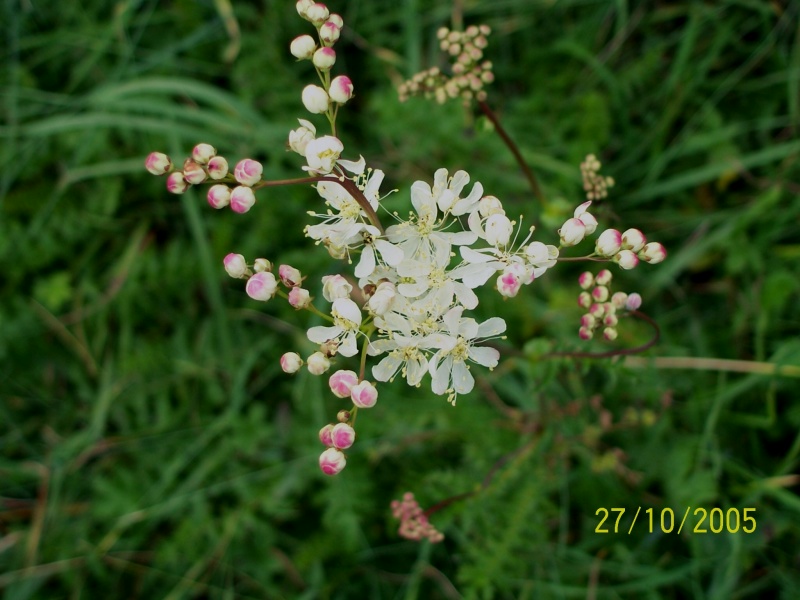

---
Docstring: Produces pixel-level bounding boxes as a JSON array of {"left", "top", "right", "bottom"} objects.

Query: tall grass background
[{"left": 1, "top": 0, "right": 799, "bottom": 598}]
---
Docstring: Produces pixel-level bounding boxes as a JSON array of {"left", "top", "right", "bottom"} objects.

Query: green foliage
[{"left": 2, "top": 0, "right": 800, "bottom": 598}]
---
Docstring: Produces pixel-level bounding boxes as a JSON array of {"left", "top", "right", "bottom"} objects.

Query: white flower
[
  {"left": 321, "top": 274, "right": 352, "bottom": 302},
  {"left": 304, "top": 136, "right": 342, "bottom": 174},
  {"left": 523, "top": 241, "right": 559, "bottom": 278},
  {"left": 354, "top": 226, "right": 404, "bottom": 278},
  {"left": 396, "top": 256, "right": 479, "bottom": 315},
  {"left": 307, "top": 297, "right": 362, "bottom": 357},
  {"left": 427, "top": 306, "right": 506, "bottom": 404},
  {"left": 288, "top": 119, "right": 316, "bottom": 155},
  {"left": 484, "top": 213, "right": 514, "bottom": 247}
]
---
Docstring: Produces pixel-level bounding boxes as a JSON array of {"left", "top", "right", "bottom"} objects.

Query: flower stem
[
  {"left": 253, "top": 175, "right": 384, "bottom": 234},
  {"left": 478, "top": 100, "right": 546, "bottom": 208}
]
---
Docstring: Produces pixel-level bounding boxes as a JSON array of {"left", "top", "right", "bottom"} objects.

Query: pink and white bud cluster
[
  {"left": 594, "top": 227, "right": 666, "bottom": 269},
  {"left": 390, "top": 492, "right": 444, "bottom": 543},
  {"left": 577, "top": 270, "right": 644, "bottom": 341},
  {"left": 207, "top": 157, "right": 263, "bottom": 213},
  {"left": 146, "top": 145, "right": 233, "bottom": 196},
  {"left": 399, "top": 25, "right": 494, "bottom": 104}
]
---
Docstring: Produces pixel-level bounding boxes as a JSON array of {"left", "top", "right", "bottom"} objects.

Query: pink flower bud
[
  {"left": 253, "top": 258, "right": 272, "bottom": 273},
  {"left": 614, "top": 249, "right": 639, "bottom": 270},
  {"left": 578, "top": 272, "right": 594, "bottom": 289},
  {"left": 280, "top": 352, "right": 304, "bottom": 373},
  {"left": 278, "top": 264, "right": 303, "bottom": 287},
  {"left": 191, "top": 143, "right": 216, "bottom": 164},
  {"left": 496, "top": 269, "right": 522, "bottom": 298},
  {"left": 182, "top": 159, "right": 207, "bottom": 185},
  {"left": 331, "top": 423, "right": 355, "bottom": 449},
  {"left": 207, "top": 184, "right": 231, "bottom": 209},
  {"left": 312, "top": 47, "right": 336, "bottom": 70},
  {"left": 320, "top": 22, "right": 340, "bottom": 44},
  {"left": 319, "top": 447, "right": 346, "bottom": 475},
  {"left": 145, "top": 151, "right": 172, "bottom": 175},
  {"left": 580, "top": 314, "right": 596, "bottom": 328},
  {"left": 621, "top": 228, "right": 646, "bottom": 252},
  {"left": 589, "top": 303, "right": 606, "bottom": 318},
  {"left": 207, "top": 156, "right": 229, "bottom": 180},
  {"left": 327, "top": 13, "right": 343, "bottom": 28},
  {"left": 592, "top": 285, "right": 609, "bottom": 302},
  {"left": 611, "top": 291, "right": 628, "bottom": 309},
  {"left": 574, "top": 201, "right": 597, "bottom": 234},
  {"left": 288, "top": 287, "right": 311, "bottom": 309},
  {"left": 230, "top": 186, "right": 256, "bottom": 213},
  {"left": 329, "top": 370, "right": 359, "bottom": 398},
  {"left": 350, "top": 381, "right": 378, "bottom": 408},
  {"left": 578, "top": 291, "right": 592, "bottom": 309},
  {"left": 302, "top": 84, "right": 330, "bottom": 114},
  {"left": 603, "top": 327, "right": 618, "bottom": 341},
  {"left": 559, "top": 218, "right": 586, "bottom": 246},
  {"left": 336, "top": 410, "right": 350, "bottom": 422},
  {"left": 305, "top": 3, "right": 330, "bottom": 24},
  {"left": 166, "top": 171, "right": 189, "bottom": 194},
  {"left": 321, "top": 274, "right": 352, "bottom": 302},
  {"left": 595, "top": 269, "right": 612, "bottom": 286},
  {"left": 307, "top": 351, "right": 331, "bottom": 375},
  {"left": 296, "top": 0, "right": 313, "bottom": 18},
  {"left": 223, "top": 253, "right": 248, "bottom": 278},
  {"left": 625, "top": 293, "right": 642, "bottom": 311},
  {"left": 245, "top": 272, "right": 278, "bottom": 301},
  {"left": 233, "top": 158, "right": 263, "bottom": 187},
  {"left": 603, "top": 313, "right": 618, "bottom": 327},
  {"left": 290, "top": 34, "right": 316, "bottom": 59},
  {"left": 639, "top": 242, "right": 667, "bottom": 264},
  {"left": 319, "top": 424, "right": 334, "bottom": 446},
  {"left": 579, "top": 326, "right": 594, "bottom": 340},
  {"left": 595, "top": 229, "right": 622, "bottom": 256},
  {"left": 329, "top": 75, "right": 354, "bottom": 104}
]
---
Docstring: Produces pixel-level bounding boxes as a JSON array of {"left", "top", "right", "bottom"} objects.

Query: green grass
[{"left": 2, "top": 0, "right": 800, "bottom": 598}]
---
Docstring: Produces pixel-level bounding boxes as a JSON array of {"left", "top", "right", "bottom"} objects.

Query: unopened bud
[
  {"left": 307, "top": 351, "right": 331, "bottom": 375},
  {"left": 614, "top": 249, "right": 639, "bottom": 270},
  {"left": 579, "top": 326, "right": 594, "bottom": 340},
  {"left": 182, "top": 160, "right": 207, "bottom": 185},
  {"left": 288, "top": 287, "right": 311, "bottom": 309},
  {"left": 207, "top": 184, "right": 231, "bottom": 209},
  {"left": 278, "top": 264, "right": 303, "bottom": 287},
  {"left": 302, "top": 84, "right": 330, "bottom": 114},
  {"left": 639, "top": 242, "right": 667, "bottom": 264},
  {"left": 319, "top": 447, "right": 346, "bottom": 475},
  {"left": 594, "top": 269, "right": 612, "bottom": 286},
  {"left": 327, "top": 13, "right": 343, "bottom": 28},
  {"left": 320, "top": 22, "right": 340, "bottom": 44},
  {"left": 578, "top": 272, "right": 594, "bottom": 289},
  {"left": 233, "top": 158, "right": 263, "bottom": 187},
  {"left": 595, "top": 228, "right": 622, "bottom": 257},
  {"left": 166, "top": 171, "right": 189, "bottom": 194},
  {"left": 621, "top": 228, "right": 646, "bottom": 253},
  {"left": 350, "top": 380, "right": 378, "bottom": 408},
  {"left": 312, "top": 47, "right": 336, "bottom": 70},
  {"left": 330, "top": 423, "right": 355, "bottom": 449},
  {"left": 253, "top": 258, "right": 272, "bottom": 273},
  {"left": 223, "top": 253, "right": 248, "bottom": 278},
  {"left": 559, "top": 218, "right": 586, "bottom": 246},
  {"left": 245, "top": 272, "right": 278, "bottom": 301},
  {"left": 329, "top": 75, "right": 354, "bottom": 104},
  {"left": 611, "top": 291, "right": 628, "bottom": 309},
  {"left": 329, "top": 370, "right": 359, "bottom": 398},
  {"left": 207, "top": 156, "right": 229, "bottom": 180},
  {"left": 145, "top": 151, "right": 172, "bottom": 175},
  {"left": 230, "top": 186, "right": 256, "bottom": 214},
  {"left": 625, "top": 293, "right": 642, "bottom": 311},
  {"left": 319, "top": 423, "right": 334, "bottom": 446},
  {"left": 592, "top": 285, "right": 609, "bottom": 302},
  {"left": 281, "top": 352, "right": 304, "bottom": 373},
  {"left": 578, "top": 291, "right": 592, "bottom": 309},
  {"left": 603, "top": 327, "right": 618, "bottom": 341},
  {"left": 305, "top": 3, "right": 330, "bottom": 25},
  {"left": 191, "top": 143, "right": 216, "bottom": 164},
  {"left": 290, "top": 34, "right": 316, "bottom": 60}
]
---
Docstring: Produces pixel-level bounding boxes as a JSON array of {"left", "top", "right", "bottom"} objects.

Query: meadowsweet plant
[{"left": 144, "top": 1, "right": 667, "bottom": 542}]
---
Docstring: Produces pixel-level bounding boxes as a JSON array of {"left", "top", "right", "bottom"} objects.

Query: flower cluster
[
  {"left": 577, "top": 269, "right": 641, "bottom": 341},
  {"left": 580, "top": 154, "right": 615, "bottom": 201},
  {"left": 390, "top": 492, "right": 444, "bottom": 543},
  {"left": 143, "top": 3, "right": 670, "bottom": 543},
  {"left": 398, "top": 25, "right": 494, "bottom": 104}
]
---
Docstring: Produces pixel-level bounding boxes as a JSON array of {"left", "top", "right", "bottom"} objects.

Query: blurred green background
[{"left": 2, "top": 0, "right": 800, "bottom": 598}]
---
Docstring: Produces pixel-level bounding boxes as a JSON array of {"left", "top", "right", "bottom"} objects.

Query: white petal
[
  {"left": 477, "top": 317, "right": 507, "bottom": 337},
  {"left": 374, "top": 239, "right": 404, "bottom": 266},
  {"left": 410, "top": 180, "right": 436, "bottom": 218},
  {"left": 468, "top": 346, "right": 500, "bottom": 368},
  {"left": 443, "top": 306, "right": 464, "bottom": 336},
  {"left": 332, "top": 298, "right": 362, "bottom": 326},
  {"left": 354, "top": 245, "right": 376, "bottom": 278},
  {"left": 338, "top": 155, "right": 366, "bottom": 174},
  {"left": 446, "top": 231, "right": 479, "bottom": 246},
  {"left": 307, "top": 325, "right": 341, "bottom": 344},
  {"left": 431, "top": 355, "right": 452, "bottom": 395},
  {"left": 406, "top": 356, "right": 428, "bottom": 386},
  {"left": 452, "top": 360, "right": 474, "bottom": 394},
  {"left": 453, "top": 283, "right": 479, "bottom": 310},
  {"left": 373, "top": 354, "right": 403, "bottom": 381},
  {"left": 460, "top": 246, "right": 494, "bottom": 264},
  {"left": 338, "top": 332, "right": 358, "bottom": 357}
]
